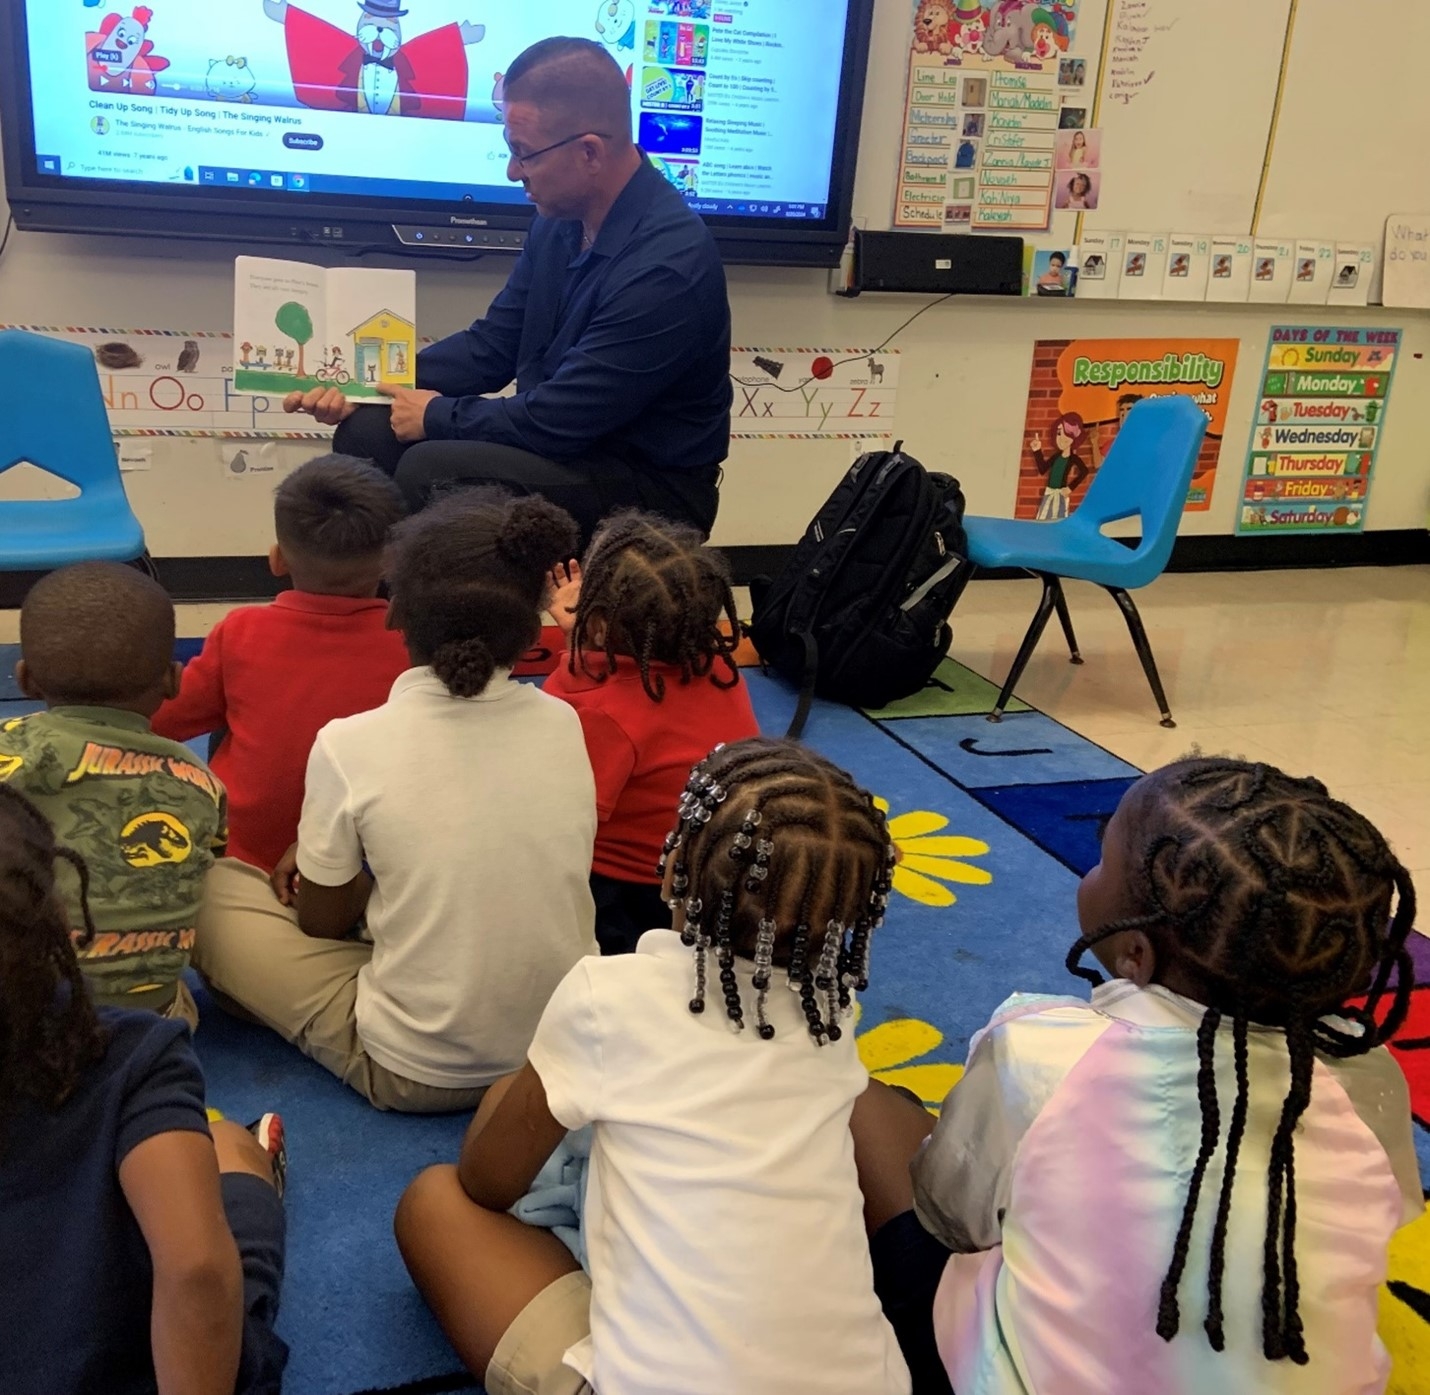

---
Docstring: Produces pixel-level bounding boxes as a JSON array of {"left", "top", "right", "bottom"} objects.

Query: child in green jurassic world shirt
[{"left": 0, "top": 563, "right": 226, "bottom": 1025}]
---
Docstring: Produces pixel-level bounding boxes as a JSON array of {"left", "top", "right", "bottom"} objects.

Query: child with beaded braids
[
  {"left": 395, "top": 738, "right": 912, "bottom": 1395},
  {"left": 194, "top": 491, "right": 599, "bottom": 1112},
  {"left": 854, "top": 757, "right": 1421, "bottom": 1395},
  {"left": 543, "top": 511, "right": 759, "bottom": 955}
]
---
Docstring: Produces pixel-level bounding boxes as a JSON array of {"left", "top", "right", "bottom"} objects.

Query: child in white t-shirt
[
  {"left": 395, "top": 737, "right": 912, "bottom": 1395},
  {"left": 193, "top": 491, "right": 598, "bottom": 1113}
]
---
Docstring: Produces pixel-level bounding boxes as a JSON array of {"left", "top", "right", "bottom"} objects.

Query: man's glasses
[{"left": 507, "top": 132, "right": 613, "bottom": 172}]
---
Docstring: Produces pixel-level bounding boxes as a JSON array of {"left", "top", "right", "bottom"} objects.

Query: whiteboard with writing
[
  {"left": 1380, "top": 215, "right": 1430, "bottom": 310},
  {"left": 1083, "top": 0, "right": 1293, "bottom": 235}
]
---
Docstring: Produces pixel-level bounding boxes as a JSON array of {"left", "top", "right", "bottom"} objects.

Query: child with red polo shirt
[
  {"left": 153, "top": 454, "right": 409, "bottom": 883},
  {"left": 544, "top": 512, "right": 760, "bottom": 954}
]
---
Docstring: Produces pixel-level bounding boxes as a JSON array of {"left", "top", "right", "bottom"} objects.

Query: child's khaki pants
[{"left": 193, "top": 858, "right": 484, "bottom": 1114}]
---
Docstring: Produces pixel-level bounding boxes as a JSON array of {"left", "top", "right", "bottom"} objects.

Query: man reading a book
[{"left": 283, "top": 37, "right": 732, "bottom": 542}]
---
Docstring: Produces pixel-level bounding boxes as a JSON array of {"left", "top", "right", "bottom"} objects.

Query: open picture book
[{"left": 232, "top": 256, "right": 417, "bottom": 400}]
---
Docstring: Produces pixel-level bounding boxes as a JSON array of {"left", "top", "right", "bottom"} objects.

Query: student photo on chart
[
  {"left": 1055, "top": 128, "right": 1100, "bottom": 169},
  {"left": 1054, "top": 170, "right": 1099, "bottom": 210}
]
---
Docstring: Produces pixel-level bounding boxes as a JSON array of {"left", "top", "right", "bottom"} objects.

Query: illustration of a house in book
[{"left": 349, "top": 310, "right": 417, "bottom": 386}]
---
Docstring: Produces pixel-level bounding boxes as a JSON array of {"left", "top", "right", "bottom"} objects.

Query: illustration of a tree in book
[{"left": 275, "top": 301, "right": 314, "bottom": 377}]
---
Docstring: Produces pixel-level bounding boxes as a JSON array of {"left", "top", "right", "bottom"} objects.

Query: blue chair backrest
[
  {"left": 0, "top": 329, "right": 123, "bottom": 492},
  {"left": 1068, "top": 394, "right": 1209, "bottom": 586}
]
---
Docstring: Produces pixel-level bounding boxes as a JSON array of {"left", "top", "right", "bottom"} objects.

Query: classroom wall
[{"left": 1, "top": 0, "right": 1427, "bottom": 567}]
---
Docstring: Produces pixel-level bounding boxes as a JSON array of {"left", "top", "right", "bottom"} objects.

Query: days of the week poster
[
  {"left": 1237, "top": 326, "right": 1400, "bottom": 535},
  {"left": 1015, "top": 338, "right": 1239, "bottom": 520}
]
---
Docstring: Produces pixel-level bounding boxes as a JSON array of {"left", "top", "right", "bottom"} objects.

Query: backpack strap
[{"left": 785, "top": 629, "right": 819, "bottom": 740}]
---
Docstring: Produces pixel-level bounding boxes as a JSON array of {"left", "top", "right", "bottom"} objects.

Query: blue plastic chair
[
  {"left": 962, "top": 394, "right": 1209, "bottom": 727},
  {"left": 0, "top": 329, "right": 147, "bottom": 570}
]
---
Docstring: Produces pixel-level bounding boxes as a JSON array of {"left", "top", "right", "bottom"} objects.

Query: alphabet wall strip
[
  {"left": 728, "top": 348, "right": 900, "bottom": 439},
  {"left": 1, "top": 325, "right": 329, "bottom": 437}
]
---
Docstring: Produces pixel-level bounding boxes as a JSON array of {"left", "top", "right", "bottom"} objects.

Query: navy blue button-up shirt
[{"left": 418, "top": 158, "right": 733, "bottom": 474}]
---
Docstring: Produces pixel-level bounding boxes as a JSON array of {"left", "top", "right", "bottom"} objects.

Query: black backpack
[{"left": 748, "top": 442, "right": 969, "bottom": 737}]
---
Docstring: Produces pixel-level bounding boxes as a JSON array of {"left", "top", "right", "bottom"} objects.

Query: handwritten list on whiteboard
[
  {"left": 1106, "top": 0, "right": 1159, "bottom": 107},
  {"left": 1085, "top": 0, "right": 1292, "bottom": 234}
]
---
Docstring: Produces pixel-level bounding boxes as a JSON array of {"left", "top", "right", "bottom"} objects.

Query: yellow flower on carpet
[
  {"left": 1380, "top": 1201, "right": 1430, "bottom": 1391},
  {"left": 875, "top": 797, "right": 992, "bottom": 908},
  {"left": 856, "top": 1006, "right": 965, "bottom": 1112}
]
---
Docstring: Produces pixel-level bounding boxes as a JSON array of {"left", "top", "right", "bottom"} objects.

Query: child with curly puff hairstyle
[
  {"left": 543, "top": 511, "right": 759, "bottom": 954},
  {"left": 194, "top": 491, "right": 599, "bottom": 1112}
]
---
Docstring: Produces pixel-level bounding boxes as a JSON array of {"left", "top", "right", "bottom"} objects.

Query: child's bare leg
[
  {"left": 395, "top": 1164, "right": 581, "bottom": 1376},
  {"left": 850, "top": 1079, "right": 936, "bottom": 1237},
  {"left": 211, "top": 1119, "right": 275, "bottom": 1186}
]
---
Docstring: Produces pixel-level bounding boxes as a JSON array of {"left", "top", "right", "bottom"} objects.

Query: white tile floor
[
  {"left": 4, "top": 565, "right": 1427, "bottom": 880},
  {"left": 947, "top": 567, "right": 1430, "bottom": 886}
]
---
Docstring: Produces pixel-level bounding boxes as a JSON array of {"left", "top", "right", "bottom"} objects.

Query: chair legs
[
  {"left": 989, "top": 575, "right": 1060, "bottom": 722},
  {"left": 1049, "top": 577, "right": 1084, "bottom": 665},
  {"left": 1105, "top": 586, "right": 1176, "bottom": 728},
  {"left": 986, "top": 577, "right": 1176, "bottom": 727}
]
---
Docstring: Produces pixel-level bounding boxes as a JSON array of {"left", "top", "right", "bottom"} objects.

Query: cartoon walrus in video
[{"left": 264, "top": 0, "right": 486, "bottom": 119}]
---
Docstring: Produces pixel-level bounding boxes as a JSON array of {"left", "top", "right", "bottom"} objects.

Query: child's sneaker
[{"left": 247, "top": 1112, "right": 287, "bottom": 1200}]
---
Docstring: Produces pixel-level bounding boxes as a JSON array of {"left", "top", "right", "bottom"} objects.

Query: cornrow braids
[
  {"left": 0, "top": 786, "right": 105, "bottom": 1130},
  {"left": 658, "top": 738, "right": 895, "bottom": 1044},
  {"left": 569, "top": 511, "right": 741, "bottom": 704},
  {"left": 1066, "top": 758, "right": 1416, "bottom": 1365}
]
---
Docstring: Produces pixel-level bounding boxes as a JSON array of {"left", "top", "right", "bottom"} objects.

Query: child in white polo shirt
[
  {"left": 193, "top": 491, "right": 598, "bottom": 1113},
  {"left": 394, "top": 737, "right": 912, "bottom": 1395}
]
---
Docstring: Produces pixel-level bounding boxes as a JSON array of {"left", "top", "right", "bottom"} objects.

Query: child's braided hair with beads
[
  {"left": 567, "top": 511, "right": 741, "bottom": 703},
  {"left": 0, "top": 786, "right": 104, "bottom": 1125},
  {"left": 1066, "top": 758, "right": 1417, "bottom": 1365},
  {"left": 657, "top": 738, "right": 895, "bottom": 1044}
]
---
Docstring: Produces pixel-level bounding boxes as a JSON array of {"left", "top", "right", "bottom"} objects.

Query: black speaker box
[{"left": 852, "top": 230, "right": 1024, "bottom": 296}]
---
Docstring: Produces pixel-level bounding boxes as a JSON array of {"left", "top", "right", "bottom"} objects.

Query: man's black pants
[{"left": 334, "top": 407, "right": 721, "bottom": 543}]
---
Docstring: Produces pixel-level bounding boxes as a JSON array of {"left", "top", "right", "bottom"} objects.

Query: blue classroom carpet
[{"left": 2, "top": 647, "right": 1427, "bottom": 1394}]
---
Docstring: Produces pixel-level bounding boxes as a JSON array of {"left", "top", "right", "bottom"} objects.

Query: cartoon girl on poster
[{"left": 1028, "top": 411, "right": 1090, "bottom": 520}]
